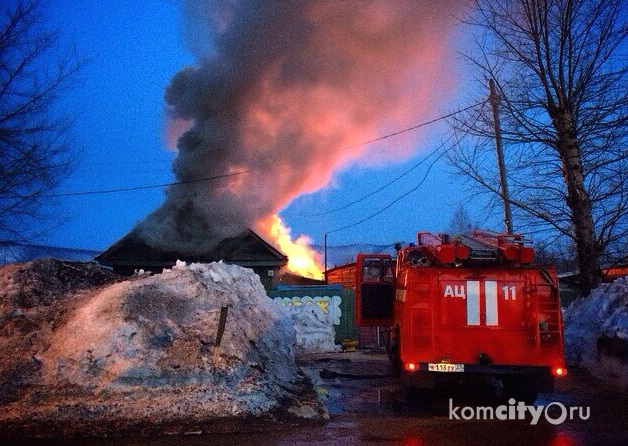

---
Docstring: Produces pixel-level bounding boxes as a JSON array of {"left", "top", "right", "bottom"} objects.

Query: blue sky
[{"left": 37, "top": 1, "right": 498, "bottom": 252}]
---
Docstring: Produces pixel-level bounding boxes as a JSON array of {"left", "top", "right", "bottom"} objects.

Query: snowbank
[
  {"left": 0, "top": 260, "right": 326, "bottom": 438},
  {"left": 284, "top": 304, "right": 340, "bottom": 355},
  {"left": 563, "top": 277, "right": 628, "bottom": 388}
]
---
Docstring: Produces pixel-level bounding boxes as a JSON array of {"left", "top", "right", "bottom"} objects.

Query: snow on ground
[
  {"left": 563, "top": 277, "right": 628, "bottom": 388},
  {"left": 0, "top": 260, "right": 326, "bottom": 438}
]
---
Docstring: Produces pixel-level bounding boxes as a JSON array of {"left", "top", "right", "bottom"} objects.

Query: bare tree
[
  {"left": 448, "top": 204, "right": 475, "bottom": 234},
  {"left": 0, "top": 0, "right": 82, "bottom": 242},
  {"left": 449, "top": 0, "right": 628, "bottom": 295}
]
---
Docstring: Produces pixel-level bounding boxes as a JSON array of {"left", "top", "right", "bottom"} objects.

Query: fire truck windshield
[
  {"left": 361, "top": 257, "right": 394, "bottom": 283},
  {"left": 362, "top": 258, "right": 382, "bottom": 282}
]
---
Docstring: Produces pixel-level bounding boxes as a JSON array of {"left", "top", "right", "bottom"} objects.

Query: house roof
[
  {"left": 557, "top": 263, "right": 628, "bottom": 283},
  {"left": 95, "top": 229, "right": 288, "bottom": 270},
  {"left": 1, "top": 241, "right": 100, "bottom": 264}
]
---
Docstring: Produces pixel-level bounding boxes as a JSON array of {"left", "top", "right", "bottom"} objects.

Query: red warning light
[
  {"left": 552, "top": 367, "right": 567, "bottom": 377},
  {"left": 405, "top": 362, "right": 417, "bottom": 372}
]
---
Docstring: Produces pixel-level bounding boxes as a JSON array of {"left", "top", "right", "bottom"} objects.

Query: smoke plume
[{"left": 136, "top": 0, "right": 464, "bottom": 253}]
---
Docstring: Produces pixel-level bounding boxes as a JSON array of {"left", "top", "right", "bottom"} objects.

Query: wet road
[{"left": 11, "top": 349, "right": 628, "bottom": 445}]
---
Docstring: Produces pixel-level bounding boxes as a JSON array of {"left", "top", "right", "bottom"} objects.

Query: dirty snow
[
  {"left": 563, "top": 277, "right": 628, "bottom": 388},
  {"left": 283, "top": 304, "right": 340, "bottom": 355},
  {"left": 0, "top": 260, "right": 326, "bottom": 437}
]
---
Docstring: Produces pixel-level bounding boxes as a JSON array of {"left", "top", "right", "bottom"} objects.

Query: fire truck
[{"left": 327, "top": 230, "right": 566, "bottom": 401}]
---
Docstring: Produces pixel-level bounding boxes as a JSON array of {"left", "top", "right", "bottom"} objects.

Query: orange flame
[{"left": 258, "top": 215, "right": 323, "bottom": 280}]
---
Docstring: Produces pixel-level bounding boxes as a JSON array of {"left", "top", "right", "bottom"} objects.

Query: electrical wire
[
  {"left": 17, "top": 101, "right": 484, "bottom": 199},
  {"left": 323, "top": 101, "right": 487, "bottom": 235},
  {"left": 326, "top": 147, "right": 448, "bottom": 235},
  {"left": 300, "top": 131, "right": 458, "bottom": 217},
  {"left": 38, "top": 169, "right": 253, "bottom": 198},
  {"left": 334, "top": 101, "right": 484, "bottom": 152}
]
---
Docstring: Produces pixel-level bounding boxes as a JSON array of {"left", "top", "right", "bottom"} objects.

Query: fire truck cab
[{"left": 354, "top": 230, "right": 566, "bottom": 401}]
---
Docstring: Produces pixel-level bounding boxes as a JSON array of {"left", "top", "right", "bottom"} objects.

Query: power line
[
  {"left": 323, "top": 102, "right": 487, "bottom": 235},
  {"left": 336, "top": 101, "right": 484, "bottom": 152},
  {"left": 23, "top": 101, "right": 484, "bottom": 199},
  {"left": 39, "top": 170, "right": 253, "bottom": 198},
  {"left": 326, "top": 147, "right": 447, "bottom": 235},
  {"left": 301, "top": 131, "right": 458, "bottom": 217}
]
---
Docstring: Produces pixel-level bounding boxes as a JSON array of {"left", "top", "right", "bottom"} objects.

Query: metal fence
[{"left": 270, "top": 284, "right": 356, "bottom": 344}]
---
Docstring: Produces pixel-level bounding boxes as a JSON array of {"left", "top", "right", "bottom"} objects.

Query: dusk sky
[{"left": 35, "top": 0, "right": 499, "bottom": 255}]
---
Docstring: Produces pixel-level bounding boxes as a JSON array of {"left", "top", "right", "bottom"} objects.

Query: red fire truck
[{"left": 328, "top": 230, "right": 566, "bottom": 401}]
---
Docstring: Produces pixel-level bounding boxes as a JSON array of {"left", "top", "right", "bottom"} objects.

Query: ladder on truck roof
[
  {"left": 461, "top": 229, "right": 535, "bottom": 265},
  {"left": 457, "top": 233, "right": 499, "bottom": 261},
  {"left": 415, "top": 230, "right": 535, "bottom": 265}
]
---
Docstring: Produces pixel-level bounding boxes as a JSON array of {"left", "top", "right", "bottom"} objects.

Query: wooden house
[{"left": 96, "top": 229, "right": 287, "bottom": 292}]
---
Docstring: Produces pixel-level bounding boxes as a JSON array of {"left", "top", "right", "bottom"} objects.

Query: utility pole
[
  {"left": 324, "top": 233, "right": 328, "bottom": 281},
  {"left": 489, "top": 78, "right": 513, "bottom": 234}
]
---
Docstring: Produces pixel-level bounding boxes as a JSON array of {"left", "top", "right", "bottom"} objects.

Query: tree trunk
[{"left": 552, "top": 109, "right": 601, "bottom": 296}]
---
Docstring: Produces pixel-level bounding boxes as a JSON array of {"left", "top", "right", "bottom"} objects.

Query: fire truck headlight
[{"left": 405, "top": 362, "right": 417, "bottom": 372}]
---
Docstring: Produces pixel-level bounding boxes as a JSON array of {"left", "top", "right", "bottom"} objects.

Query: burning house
[{"left": 96, "top": 229, "right": 287, "bottom": 291}]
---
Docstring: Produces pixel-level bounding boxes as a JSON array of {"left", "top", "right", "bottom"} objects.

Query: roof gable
[{"left": 96, "top": 229, "right": 287, "bottom": 269}]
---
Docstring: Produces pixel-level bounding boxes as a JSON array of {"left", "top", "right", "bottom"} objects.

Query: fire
[{"left": 259, "top": 215, "right": 324, "bottom": 280}]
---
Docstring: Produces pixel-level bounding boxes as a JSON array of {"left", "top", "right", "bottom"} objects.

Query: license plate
[{"left": 428, "top": 363, "right": 464, "bottom": 373}]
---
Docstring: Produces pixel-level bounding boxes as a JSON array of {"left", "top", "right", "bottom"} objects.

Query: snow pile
[
  {"left": 284, "top": 304, "right": 340, "bottom": 355},
  {"left": 563, "top": 277, "right": 628, "bottom": 387},
  {"left": 0, "top": 260, "right": 120, "bottom": 408},
  {"left": 0, "top": 260, "right": 325, "bottom": 437},
  {"left": 0, "top": 259, "right": 117, "bottom": 307}
]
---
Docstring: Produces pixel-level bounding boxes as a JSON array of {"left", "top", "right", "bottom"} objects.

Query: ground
[{"left": 6, "top": 348, "right": 628, "bottom": 445}]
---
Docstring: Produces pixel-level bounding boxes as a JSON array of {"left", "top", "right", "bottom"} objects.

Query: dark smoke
[{"left": 134, "top": 0, "right": 465, "bottom": 253}]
